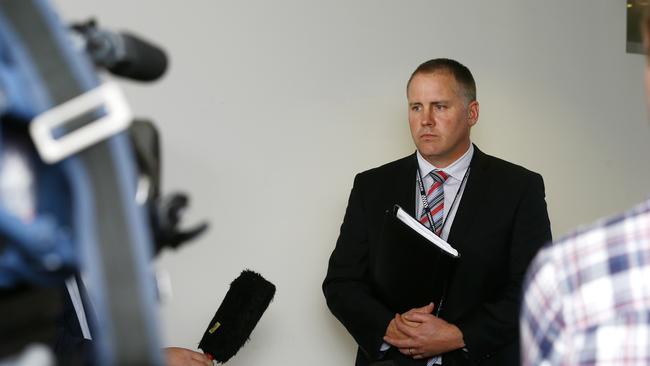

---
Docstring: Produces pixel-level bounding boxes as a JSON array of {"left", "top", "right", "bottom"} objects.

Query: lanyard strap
[{"left": 416, "top": 165, "right": 470, "bottom": 236}]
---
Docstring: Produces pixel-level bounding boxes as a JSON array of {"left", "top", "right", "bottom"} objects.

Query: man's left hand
[{"left": 382, "top": 312, "right": 465, "bottom": 359}]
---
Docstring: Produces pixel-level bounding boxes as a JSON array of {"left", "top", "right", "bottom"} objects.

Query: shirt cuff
[{"left": 380, "top": 342, "right": 391, "bottom": 352}]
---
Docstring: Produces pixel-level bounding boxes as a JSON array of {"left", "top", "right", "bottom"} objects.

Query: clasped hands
[{"left": 383, "top": 303, "right": 465, "bottom": 360}]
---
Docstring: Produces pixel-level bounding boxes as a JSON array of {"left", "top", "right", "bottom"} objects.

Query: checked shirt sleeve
[
  {"left": 521, "top": 200, "right": 650, "bottom": 365},
  {"left": 521, "top": 246, "right": 566, "bottom": 366}
]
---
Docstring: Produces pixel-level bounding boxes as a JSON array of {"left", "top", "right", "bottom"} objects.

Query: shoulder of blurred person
[{"left": 521, "top": 199, "right": 650, "bottom": 365}]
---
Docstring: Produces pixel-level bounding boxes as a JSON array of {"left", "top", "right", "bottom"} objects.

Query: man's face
[{"left": 407, "top": 71, "right": 479, "bottom": 167}]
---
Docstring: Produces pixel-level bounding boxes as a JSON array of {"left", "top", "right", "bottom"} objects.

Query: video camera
[{"left": 0, "top": 1, "right": 206, "bottom": 364}]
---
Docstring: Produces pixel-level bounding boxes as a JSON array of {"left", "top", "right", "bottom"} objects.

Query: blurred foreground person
[{"left": 521, "top": 6, "right": 650, "bottom": 365}]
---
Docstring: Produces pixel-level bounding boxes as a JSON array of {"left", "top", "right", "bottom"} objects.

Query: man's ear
[{"left": 467, "top": 100, "right": 479, "bottom": 127}]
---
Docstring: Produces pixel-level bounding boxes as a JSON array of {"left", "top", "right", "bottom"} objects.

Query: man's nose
[{"left": 421, "top": 109, "right": 434, "bottom": 126}]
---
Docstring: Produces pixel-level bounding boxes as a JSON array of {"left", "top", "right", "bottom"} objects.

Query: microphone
[
  {"left": 71, "top": 20, "right": 168, "bottom": 82},
  {"left": 199, "top": 270, "right": 276, "bottom": 363}
]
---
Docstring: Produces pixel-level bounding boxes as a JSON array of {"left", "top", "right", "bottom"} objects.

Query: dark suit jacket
[{"left": 323, "top": 146, "right": 551, "bottom": 366}]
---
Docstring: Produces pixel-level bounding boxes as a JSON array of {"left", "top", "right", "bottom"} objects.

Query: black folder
[{"left": 371, "top": 205, "right": 460, "bottom": 314}]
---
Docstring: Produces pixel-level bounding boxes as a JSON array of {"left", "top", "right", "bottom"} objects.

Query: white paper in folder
[{"left": 393, "top": 205, "right": 460, "bottom": 258}]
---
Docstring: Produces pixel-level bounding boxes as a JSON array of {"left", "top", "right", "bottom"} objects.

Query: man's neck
[{"left": 421, "top": 142, "right": 472, "bottom": 168}]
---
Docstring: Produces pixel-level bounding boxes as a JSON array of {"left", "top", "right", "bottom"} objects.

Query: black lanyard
[{"left": 416, "top": 166, "right": 470, "bottom": 236}]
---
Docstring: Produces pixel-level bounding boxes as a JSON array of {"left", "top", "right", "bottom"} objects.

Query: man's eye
[
  {"left": 411, "top": 106, "right": 421, "bottom": 112},
  {"left": 435, "top": 105, "right": 447, "bottom": 111}
]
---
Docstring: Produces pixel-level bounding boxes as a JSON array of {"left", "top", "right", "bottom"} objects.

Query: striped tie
[{"left": 419, "top": 170, "right": 449, "bottom": 235}]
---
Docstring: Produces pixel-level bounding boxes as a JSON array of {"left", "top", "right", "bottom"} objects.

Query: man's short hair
[{"left": 407, "top": 58, "right": 476, "bottom": 104}]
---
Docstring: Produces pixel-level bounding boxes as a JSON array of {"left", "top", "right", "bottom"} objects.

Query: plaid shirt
[{"left": 521, "top": 199, "right": 650, "bottom": 365}]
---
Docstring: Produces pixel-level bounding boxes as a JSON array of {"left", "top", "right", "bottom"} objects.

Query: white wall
[{"left": 53, "top": 1, "right": 650, "bottom": 365}]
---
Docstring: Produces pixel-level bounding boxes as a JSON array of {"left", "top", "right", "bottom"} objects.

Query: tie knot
[{"left": 429, "top": 170, "right": 449, "bottom": 184}]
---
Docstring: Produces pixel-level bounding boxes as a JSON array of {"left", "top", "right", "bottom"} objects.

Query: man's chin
[{"left": 417, "top": 146, "right": 444, "bottom": 158}]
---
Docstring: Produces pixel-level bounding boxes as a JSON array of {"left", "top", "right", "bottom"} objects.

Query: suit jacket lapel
[
  {"left": 447, "top": 145, "right": 492, "bottom": 250},
  {"left": 393, "top": 152, "right": 418, "bottom": 217}
]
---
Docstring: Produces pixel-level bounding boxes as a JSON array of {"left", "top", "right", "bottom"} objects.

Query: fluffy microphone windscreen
[{"left": 198, "top": 270, "right": 276, "bottom": 363}]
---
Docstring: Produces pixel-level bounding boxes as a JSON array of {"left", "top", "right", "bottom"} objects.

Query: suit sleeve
[
  {"left": 455, "top": 172, "right": 552, "bottom": 361},
  {"left": 322, "top": 174, "right": 394, "bottom": 361}
]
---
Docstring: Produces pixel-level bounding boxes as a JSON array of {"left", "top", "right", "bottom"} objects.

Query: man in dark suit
[{"left": 323, "top": 58, "right": 551, "bottom": 366}]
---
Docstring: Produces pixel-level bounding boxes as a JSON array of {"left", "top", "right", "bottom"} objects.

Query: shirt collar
[{"left": 416, "top": 144, "right": 474, "bottom": 181}]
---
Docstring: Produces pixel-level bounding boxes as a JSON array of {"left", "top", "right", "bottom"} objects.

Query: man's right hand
[
  {"left": 384, "top": 303, "right": 435, "bottom": 341},
  {"left": 404, "top": 303, "right": 435, "bottom": 319}
]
